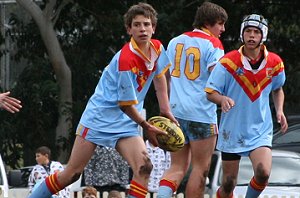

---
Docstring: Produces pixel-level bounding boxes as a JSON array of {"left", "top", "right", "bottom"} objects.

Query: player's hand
[
  {"left": 277, "top": 112, "right": 288, "bottom": 133},
  {"left": 160, "top": 111, "right": 179, "bottom": 126},
  {"left": 220, "top": 96, "right": 235, "bottom": 113},
  {"left": 141, "top": 121, "right": 167, "bottom": 147},
  {"left": 0, "top": 92, "right": 22, "bottom": 113}
]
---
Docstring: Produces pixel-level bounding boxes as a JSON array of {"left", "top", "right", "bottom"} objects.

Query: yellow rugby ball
[{"left": 148, "top": 116, "right": 185, "bottom": 152}]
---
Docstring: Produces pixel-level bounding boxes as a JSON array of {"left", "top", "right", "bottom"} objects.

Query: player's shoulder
[
  {"left": 183, "top": 31, "right": 224, "bottom": 49},
  {"left": 150, "top": 39, "right": 163, "bottom": 49},
  {"left": 267, "top": 51, "right": 283, "bottom": 63},
  {"left": 51, "top": 161, "right": 64, "bottom": 167},
  {"left": 118, "top": 42, "right": 135, "bottom": 71},
  {"left": 218, "top": 50, "right": 241, "bottom": 69},
  {"left": 32, "top": 164, "right": 43, "bottom": 170}
]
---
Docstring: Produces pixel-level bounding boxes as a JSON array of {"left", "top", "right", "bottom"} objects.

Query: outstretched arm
[
  {"left": 0, "top": 91, "right": 22, "bottom": 113},
  {"left": 272, "top": 87, "right": 288, "bottom": 133}
]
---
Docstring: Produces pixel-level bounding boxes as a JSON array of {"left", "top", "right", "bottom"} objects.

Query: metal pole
[{"left": 0, "top": 3, "right": 6, "bottom": 90}]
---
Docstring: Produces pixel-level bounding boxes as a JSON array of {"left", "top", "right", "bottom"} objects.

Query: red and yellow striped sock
[
  {"left": 159, "top": 178, "right": 177, "bottom": 192},
  {"left": 128, "top": 180, "right": 148, "bottom": 198},
  {"left": 45, "top": 172, "right": 63, "bottom": 194},
  {"left": 249, "top": 176, "right": 267, "bottom": 192}
]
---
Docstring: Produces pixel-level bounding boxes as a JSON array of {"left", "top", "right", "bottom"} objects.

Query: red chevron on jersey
[
  {"left": 119, "top": 39, "right": 161, "bottom": 91},
  {"left": 184, "top": 31, "right": 224, "bottom": 50},
  {"left": 220, "top": 50, "right": 284, "bottom": 102}
]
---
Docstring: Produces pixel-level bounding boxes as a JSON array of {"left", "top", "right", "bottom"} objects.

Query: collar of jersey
[
  {"left": 193, "top": 28, "right": 215, "bottom": 38},
  {"left": 130, "top": 37, "right": 159, "bottom": 63},
  {"left": 238, "top": 44, "right": 269, "bottom": 72}
]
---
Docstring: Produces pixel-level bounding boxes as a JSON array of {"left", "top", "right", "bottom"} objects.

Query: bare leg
[
  {"left": 185, "top": 135, "right": 216, "bottom": 198},
  {"left": 219, "top": 159, "right": 240, "bottom": 198},
  {"left": 161, "top": 143, "right": 191, "bottom": 186},
  {"left": 116, "top": 136, "right": 153, "bottom": 187},
  {"left": 245, "top": 147, "right": 271, "bottom": 198},
  {"left": 249, "top": 147, "right": 272, "bottom": 184},
  {"left": 58, "top": 136, "right": 96, "bottom": 186}
]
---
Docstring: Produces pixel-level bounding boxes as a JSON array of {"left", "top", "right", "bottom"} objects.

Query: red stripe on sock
[
  {"left": 45, "top": 176, "right": 57, "bottom": 194},
  {"left": 53, "top": 172, "right": 63, "bottom": 190},
  {"left": 250, "top": 177, "right": 267, "bottom": 191},
  {"left": 45, "top": 172, "right": 63, "bottom": 194},
  {"left": 159, "top": 178, "right": 177, "bottom": 192},
  {"left": 128, "top": 180, "right": 147, "bottom": 198}
]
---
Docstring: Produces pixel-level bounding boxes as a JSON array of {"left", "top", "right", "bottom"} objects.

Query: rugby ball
[{"left": 148, "top": 116, "right": 185, "bottom": 152}]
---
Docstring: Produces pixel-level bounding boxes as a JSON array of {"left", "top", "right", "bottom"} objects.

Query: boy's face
[
  {"left": 205, "top": 20, "right": 225, "bottom": 38},
  {"left": 35, "top": 153, "right": 49, "bottom": 165},
  {"left": 127, "top": 15, "right": 155, "bottom": 46},
  {"left": 83, "top": 193, "right": 96, "bottom": 198},
  {"left": 243, "top": 26, "right": 262, "bottom": 49}
]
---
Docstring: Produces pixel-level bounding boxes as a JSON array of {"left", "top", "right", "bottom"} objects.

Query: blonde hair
[{"left": 82, "top": 186, "right": 97, "bottom": 197}]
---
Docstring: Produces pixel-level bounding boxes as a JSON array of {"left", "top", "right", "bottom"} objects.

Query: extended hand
[
  {"left": 0, "top": 92, "right": 22, "bottom": 113},
  {"left": 141, "top": 121, "right": 167, "bottom": 147},
  {"left": 160, "top": 111, "right": 179, "bottom": 126}
]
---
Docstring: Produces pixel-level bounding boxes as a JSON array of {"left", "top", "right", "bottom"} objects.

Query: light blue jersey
[
  {"left": 167, "top": 29, "right": 224, "bottom": 124},
  {"left": 205, "top": 46, "right": 286, "bottom": 153},
  {"left": 79, "top": 38, "right": 170, "bottom": 137}
]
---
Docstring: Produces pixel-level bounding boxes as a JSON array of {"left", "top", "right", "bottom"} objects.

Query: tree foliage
[{"left": 0, "top": 0, "right": 299, "bottom": 167}]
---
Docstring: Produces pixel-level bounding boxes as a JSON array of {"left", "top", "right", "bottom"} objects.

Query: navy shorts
[{"left": 176, "top": 117, "right": 218, "bottom": 144}]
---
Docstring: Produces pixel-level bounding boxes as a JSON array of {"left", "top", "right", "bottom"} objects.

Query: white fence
[
  {"left": 72, "top": 192, "right": 209, "bottom": 198},
  {"left": 8, "top": 189, "right": 300, "bottom": 198}
]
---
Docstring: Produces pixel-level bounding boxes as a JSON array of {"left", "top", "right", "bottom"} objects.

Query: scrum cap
[{"left": 240, "top": 14, "right": 268, "bottom": 44}]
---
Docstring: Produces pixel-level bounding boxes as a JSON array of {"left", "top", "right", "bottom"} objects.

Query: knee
[
  {"left": 71, "top": 172, "right": 82, "bottom": 183},
  {"left": 200, "top": 170, "right": 209, "bottom": 185},
  {"left": 255, "top": 163, "right": 270, "bottom": 184},
  {"left": 64, "top": 168, "right": 82, "bottom": 184},
  {"left": 138, "top": 151, "right": 153, "bottom": 177},
  {"left": 222, "top": 175, "right": 236, "bottom": 194},
  {"left": 191, "top": 169, "right": 209, "bottom": 186}
]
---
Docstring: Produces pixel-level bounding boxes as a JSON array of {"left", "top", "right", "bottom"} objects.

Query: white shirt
[{"left": 146, "top": 140, "right": 171, "bottom": 192}]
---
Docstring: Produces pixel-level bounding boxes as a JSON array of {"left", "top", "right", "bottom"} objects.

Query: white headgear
[{"left": 240, "top": 14, "right": 268, "bottom": 44}]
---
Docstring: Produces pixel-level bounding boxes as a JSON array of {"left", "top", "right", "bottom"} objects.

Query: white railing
[{"left": 71, "top": 192, "right": 210, "bottom": 198}]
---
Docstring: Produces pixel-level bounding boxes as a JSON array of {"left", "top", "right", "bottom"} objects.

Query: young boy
[
  {"left": 145, "top": 139, "right": 171, "bottom": 193},
  {"left": 205, "top": 14, "right": 288, "bottom": 198},
  {"left": 28, "top": 146, "right": 70, "bottom": 198},
  {"left": 157, "top": 2, "right": 228, "bottom": 198},
  {"left": 28, "top": 3, "right": 177, "bottom": 198},
  {"left": 82, "top": 186, "right": 97, "bottom": 198}
]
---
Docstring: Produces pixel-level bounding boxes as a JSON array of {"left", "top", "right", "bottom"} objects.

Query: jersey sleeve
[
  {"left": 117, "top": 70, "right": 138, "bottom": 106},
  {"left": 205, "top": 62, "right": 227, "bottom": 94},
  {"left": 271, "top": 62, "right": 286, "bottom": 90},
  {"left": 155, "top": 45, "right": 171, "bottom": 78},
  {"left": 206, "top": 43, "right": 225, "bottom": 69}
]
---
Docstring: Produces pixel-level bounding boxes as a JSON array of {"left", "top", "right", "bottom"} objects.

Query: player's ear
[
  {"left": 152, "top": 26, "right": 156, "bottom": 34},
  {"left": 126, "top": 26, "right": 132, "bottom": 36}
]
